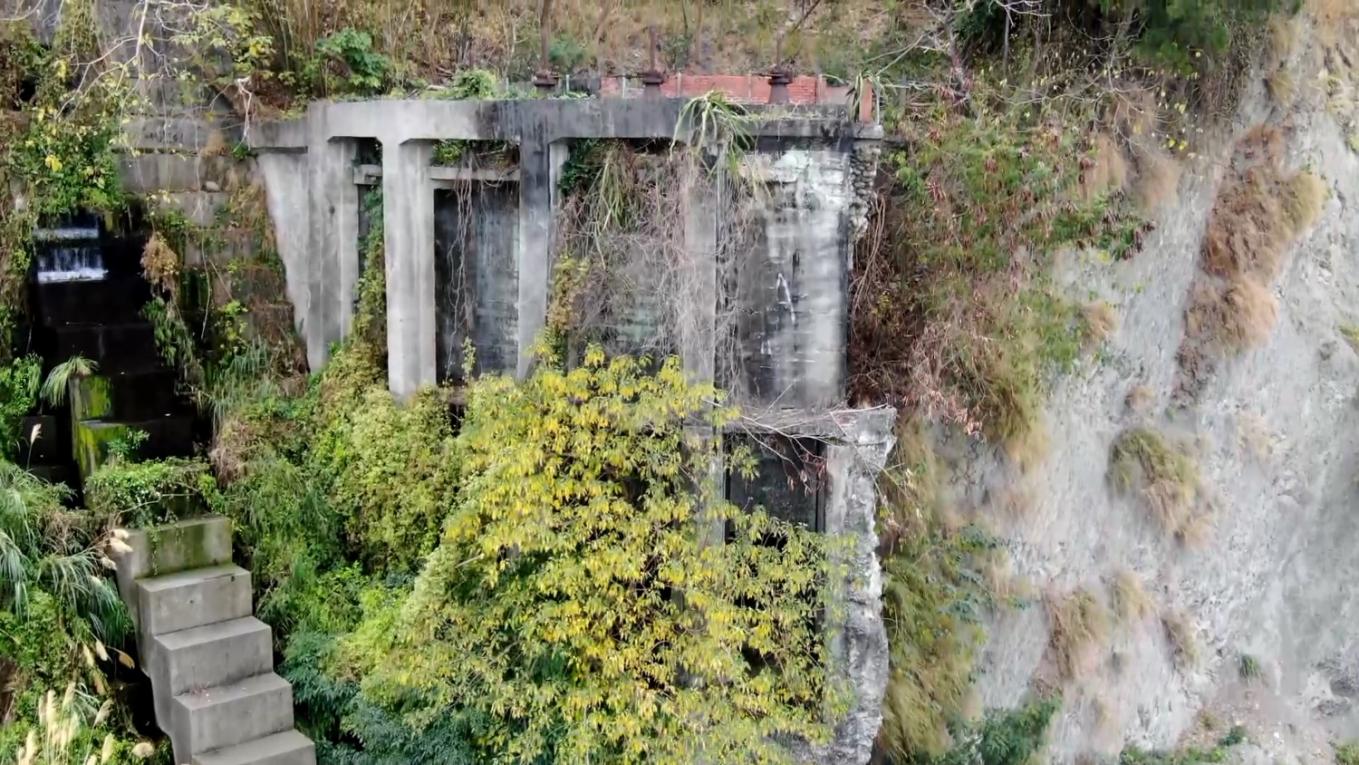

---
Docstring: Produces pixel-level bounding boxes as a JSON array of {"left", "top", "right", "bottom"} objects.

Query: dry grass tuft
[
  {"left": 1266, "top": 69, "right": 1295, "bottom": 107},
  {"left": 1198, "top": 126, "right": 1326, "bottom": 282},
  {"left": 1109, "top": 427, "right": 1199, "bottom": 533},
  {"left": 1184, "top": 277, "right": 1279, "bottom": 354},
  {"left": 1162, "top": 609, "right": 1200, "bottom": 670},
  {"left": 1081, "top": 133, "right": 1130, "bottom": 202},
  {"left": 1268, "top": 14, "right": 1298, "bottom": 64},
  {"left": 1284, "top": 171, "right": 1328, "bottom": 233},
  {"left": 1131, "top": 145, "right": 1182, "bottom": 214},
  {"left": 1175, "top": 509, "right": 1216, "bottom": 548},
  {"left": 1110, "top": 570, "right": 1154, "bottom": 623},
  {"left": 141, "top": 232, "right": 181, "bottom": 295},
  {"left": 1082, "top": 301, "right": 1118, "bottom": 345},
  {"left": 1047, "top": 588, "right": 1110, "bottom": 681},
  {"left": 1313, "top": 0, "right": 1359, "bottom": 48},
  {"left": 1124, "top": 384, "right": 1155, "bottom": 414}
]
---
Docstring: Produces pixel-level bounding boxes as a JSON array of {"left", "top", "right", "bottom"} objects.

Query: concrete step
[
  {"left": 193, "top": 729, "right": 316, "bottom": 765},
  {"left": 115, "top": 517, "right": 233, "bottom": 616},
  {"left": 152, "top": 617, "right": 272, "bottom": 697},
  {"left": 171, "top": 673, "right": 295, "bottom": 757},
  {"left": 33, "top": 275, "right": 152, "bottom": 326},
  {"left": 52, "top": 321, "right": 159, "bottom": 363},
  {"left": 137, "top": 564, "right": 251, "bottom": 636}
]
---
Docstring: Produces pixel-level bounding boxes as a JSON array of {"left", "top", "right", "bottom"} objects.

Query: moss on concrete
[
  {"left": 73, "top": 419, "right": 132, "bottom": 480},
  {"left": 69, "top": 374, "right": 112, "bottom": 421}
]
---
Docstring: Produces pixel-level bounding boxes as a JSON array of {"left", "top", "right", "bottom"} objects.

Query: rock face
[{"left": 959, "top": 8, "right": 1359, "bottom": 762}]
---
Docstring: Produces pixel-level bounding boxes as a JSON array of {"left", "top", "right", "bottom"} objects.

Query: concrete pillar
[
  {"left": 516, "top": 136, "right": 568, "bottom": 377},
  {"left": 816, "top": 411, "right": 895, "bottom": 765},
  {"left": 681, "top": 167, "right": 719, "bottom": 383},
  {"left": 382, "top": 139, "right": 436, "bottom": 398},
  {"left": 304, "top": 110, "right": 357, "bottom": 370}
]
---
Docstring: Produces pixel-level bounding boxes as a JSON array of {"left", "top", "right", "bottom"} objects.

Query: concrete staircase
[{"left": 113, "top": 516, "right": 315, "bottom": 765}]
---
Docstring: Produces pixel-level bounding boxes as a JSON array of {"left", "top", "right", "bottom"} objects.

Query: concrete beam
[{"left": 383, "top": 140, "right": 437, "bottom": 397}]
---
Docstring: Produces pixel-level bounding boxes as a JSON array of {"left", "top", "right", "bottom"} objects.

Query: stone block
[
  {"left": 124, "top": 117, "right": 238, "bottom": 154},
  {"left": 193, "top": 730, "right": 316, "bottom": 765},
  {"left": 73, "top": 420, "right": 135, "bottom": 480},
  {"left": 170, "top": 673, "right": 294, "bottom": 758},
  {"left": 157, "top": 191, "right": 230, "bottom": 227},
  {"left": 136, "top": 563, "right": 251, "bottom": 637},
  {"left": 120, "top": 153, "right": 204, "bottom": 193}
]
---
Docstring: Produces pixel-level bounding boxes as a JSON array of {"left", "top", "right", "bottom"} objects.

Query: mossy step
[
  {"left": 112, "top": 516, "right": 235, "bottom": 628},
  {"left": 73, "top": 417, "right": 195, "bottom": 480},
  {"left": 68, "top": 371, "right": 187, "bottom": 422}
]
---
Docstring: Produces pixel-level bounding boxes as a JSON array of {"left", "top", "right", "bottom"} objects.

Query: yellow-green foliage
[
  {"left": 3, "top": 3, "right": 126, "bottom": 218},
  {"left": 1109, "top": 428, "right": 1199, "bottom": 533},
  {"left": 351, "top": 349, "right": 836, "bottom": 764}
]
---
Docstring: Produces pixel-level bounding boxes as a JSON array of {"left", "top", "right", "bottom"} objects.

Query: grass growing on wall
[{"left": 851, "top": 72, "right": 1138, "bottom": 454}]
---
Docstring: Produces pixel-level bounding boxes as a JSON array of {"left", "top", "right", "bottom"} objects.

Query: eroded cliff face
[{"left": 954, "top": 5, "right": 1359, "bottom": 762}]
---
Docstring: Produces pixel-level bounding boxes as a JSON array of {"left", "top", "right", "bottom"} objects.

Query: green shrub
[
  {"left": 0, "top": 460, "right": 128, "bottom": 643},
  {"left": 349, "top": 349, "right": 837, "bottom": 764},
  {"left": 925, "top": 698, "right": 1060, "bottom": 765},
  {"left": 1120, "top": 725, "right": 1248, "bottom": 764},
  {"left": 306, "top": 28, "right": 393, "bottom": 96},
  {"left": 1336, "top": 740, "right": 1359, "bottom": 765},
  {"left": 314, "top": 386, "right": 457, "bottom": 572},
  {"left": 84, "top": 457, "right": 215, "bottom": 527},
  {"left": 0, "top": 355, "right": 40, "bottom": 459}
]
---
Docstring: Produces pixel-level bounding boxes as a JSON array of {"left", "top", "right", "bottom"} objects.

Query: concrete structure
[
  {"left": 248, "top": 98, "right": 879, "bottom": 399},
  {"left": 248, "top": 95, "right": 895, "bottom": 763},
  {"left": 112, "top": 517, "right": 316, "bottom": 765}
]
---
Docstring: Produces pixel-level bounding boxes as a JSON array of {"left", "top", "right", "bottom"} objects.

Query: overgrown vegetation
[
  {"left": 851, "top": 71, "right": 1142, "bottom": 453},
  {"left": 875, "top": 422, "right": 1011, "bottom": 760},
  {"left": 1, "top": 0, "right": 1307, "bottom": 762},
  {"left": 1179, "top": 126, "right": 1327, "bottom": 398}
]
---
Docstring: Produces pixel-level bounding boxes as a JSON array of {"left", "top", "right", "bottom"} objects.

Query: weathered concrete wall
[
  {"left": 731, "top": 143, "right": 853, "bottom": 411},
  {"left": 434, "top": 183, "right": 520, "bottom": 381}
]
